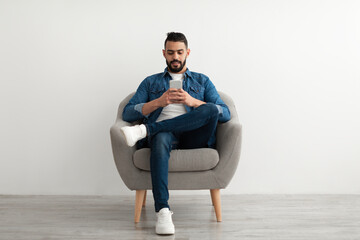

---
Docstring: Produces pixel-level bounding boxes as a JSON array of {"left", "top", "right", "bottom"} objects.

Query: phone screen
[{"left": 169, "top": 80, "right": 182, "bottom": 89}]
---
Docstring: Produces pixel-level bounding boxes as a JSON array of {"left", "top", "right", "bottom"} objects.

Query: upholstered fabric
[
  {"left": 133, "top": 148, "right": 219, "bottom": 172},
  {"left": 110, "top": 91, "right": 242, "bottom": 190}
]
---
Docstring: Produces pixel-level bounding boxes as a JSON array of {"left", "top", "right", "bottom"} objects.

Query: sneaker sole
[{"left": 156, "top": 226, "right": 175, "bottom": 235}]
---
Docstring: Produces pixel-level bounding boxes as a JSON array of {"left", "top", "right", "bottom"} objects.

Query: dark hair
[{"left": 164, "top": 32, "right": 188, "bottom": 49}]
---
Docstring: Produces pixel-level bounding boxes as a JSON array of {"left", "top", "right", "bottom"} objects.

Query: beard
[{"left": 166, "top": 58, "right": 187, "bottom": 73}]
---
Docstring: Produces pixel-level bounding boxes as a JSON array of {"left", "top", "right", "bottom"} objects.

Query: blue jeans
[{"left": 145, "top": 103, "right": 219, "bottom": 212}]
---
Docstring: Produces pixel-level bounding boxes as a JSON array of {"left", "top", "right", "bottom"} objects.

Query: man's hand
[
  {"left": 156, "top": 89, "right": 178, "bottom": 107},
  {"left": 142, "top": 88, "right": 206, "bottom": 116},
  {"left": 168, "top": 88, "right": 205, "bottom": 108}
]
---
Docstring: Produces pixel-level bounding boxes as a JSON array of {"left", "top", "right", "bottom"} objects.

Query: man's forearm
[{"left": 141, "top": 99, "right": 162, "bottom": 116}]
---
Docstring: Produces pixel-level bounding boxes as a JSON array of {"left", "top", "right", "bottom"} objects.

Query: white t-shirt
[{"left": 156, "top": 73, "right": 187, "bottom": 122}]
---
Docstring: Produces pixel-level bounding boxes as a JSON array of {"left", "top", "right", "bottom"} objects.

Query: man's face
[{"left": 163, "top": 41, "right": 190, "bottom": 73}]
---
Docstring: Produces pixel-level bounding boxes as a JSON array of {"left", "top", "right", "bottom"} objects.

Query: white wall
[{"left": 1, "top": 0, "right": 359, "bottom": 195}]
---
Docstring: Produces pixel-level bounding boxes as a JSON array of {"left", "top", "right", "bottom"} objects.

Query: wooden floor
[{"left": 0, "top": 194, "right": 359, "bottom": 240}]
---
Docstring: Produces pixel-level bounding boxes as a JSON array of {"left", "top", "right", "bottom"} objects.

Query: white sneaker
[
  {"left": 156, "top": 208, "right": 175, "bottom": 235},
  {"left": 120, "top": 124, "right": 147, "bottom": 147}
]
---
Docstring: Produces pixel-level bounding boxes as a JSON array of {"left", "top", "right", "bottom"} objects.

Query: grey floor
[{"left": 0, "top": 194, "right": 359, "bottom": 240}]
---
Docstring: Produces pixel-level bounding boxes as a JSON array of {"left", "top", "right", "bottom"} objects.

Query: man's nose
[{"left": 173, "top": 53, "right": 179, "bottom": 60}]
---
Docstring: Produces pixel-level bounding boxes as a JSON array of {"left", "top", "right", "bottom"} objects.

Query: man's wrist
[
  {"left": 154, "top": 98, "right": 164, "bottom": 108},
  {"left": 192, "top": 99, "right": 205, "bottom": 108}
]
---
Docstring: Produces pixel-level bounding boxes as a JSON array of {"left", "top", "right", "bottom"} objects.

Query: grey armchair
[{"left": 110, "top": 91, "right": 242, "bottom": 222}]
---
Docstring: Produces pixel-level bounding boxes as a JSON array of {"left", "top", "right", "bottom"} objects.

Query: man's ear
[
  {"left": 187, "top": 48, "right": 190, "bottom": 57},
  {"left": 162, "top": 49, "right": 166, "bottom": 58}
]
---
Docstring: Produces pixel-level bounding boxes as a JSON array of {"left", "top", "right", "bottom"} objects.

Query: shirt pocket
[
  {"left": 188, "top": 86, "right": 205, "bottom": 99},
  {"left": 149, "top": 87, "right": 165, "bottom": 100}
]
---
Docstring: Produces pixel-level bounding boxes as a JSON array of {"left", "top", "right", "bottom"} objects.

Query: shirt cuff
[
  {"left": 134, "top": 103, "right": 149, "bottom": 118},
  {"left": 216, "top": 104, "right": 223, "bottom": 116}
]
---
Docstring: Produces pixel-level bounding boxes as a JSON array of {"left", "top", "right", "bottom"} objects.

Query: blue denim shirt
[{"left": 123, "top": 68, "right": 231, "bottom": 126}]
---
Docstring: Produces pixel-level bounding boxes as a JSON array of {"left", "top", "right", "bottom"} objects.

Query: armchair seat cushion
[{"left": 133, "top": 148, "right": 219, "bottom": 172}]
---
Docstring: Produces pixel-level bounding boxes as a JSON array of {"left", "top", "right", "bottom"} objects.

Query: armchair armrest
[
  {"left": 214, "top": 117, "right": 242, "bottom": 188},
  {"left": 110, "top": 118, "right": 140, "bottom": 190}
]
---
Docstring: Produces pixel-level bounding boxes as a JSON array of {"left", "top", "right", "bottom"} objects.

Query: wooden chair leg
[
  {"left": 210, "top": 189, "right": 222, "bottom": 222},
  {"left": 135, "top": 190, "right": 146, "bottom": 223},
  {"left": 142, "top": 190, "right": 147, "bottom": 207}
]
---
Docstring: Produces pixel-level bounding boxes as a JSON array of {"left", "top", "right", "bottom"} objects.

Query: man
[{"left": 121, "top": 32, "right": 230, "bottom": 235}]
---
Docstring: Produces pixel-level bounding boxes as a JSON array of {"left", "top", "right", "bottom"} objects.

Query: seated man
[{"left": 121, "top": 32, "right": 230, "bottom": 235}]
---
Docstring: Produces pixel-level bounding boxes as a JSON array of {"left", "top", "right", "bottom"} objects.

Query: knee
[{"left": 200, "top": 103, "right": 219, "bottom": 116}]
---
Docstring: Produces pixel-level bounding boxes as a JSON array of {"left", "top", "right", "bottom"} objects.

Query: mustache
[{"left": 170, "top": 60, "right": 181, "bottom": 64}]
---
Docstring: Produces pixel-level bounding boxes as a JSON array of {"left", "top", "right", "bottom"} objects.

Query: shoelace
[{"left": 157, "top": 211, "right": 173, "bottom": 223}]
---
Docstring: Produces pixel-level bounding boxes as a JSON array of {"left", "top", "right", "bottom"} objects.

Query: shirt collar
[{"left": 162, "top": 67, "right": 193, "bottom": 79}]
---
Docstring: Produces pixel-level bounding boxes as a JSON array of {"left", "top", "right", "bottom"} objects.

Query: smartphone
[{"left": 169, "top": 80, "right": 182, "bottom": 89}]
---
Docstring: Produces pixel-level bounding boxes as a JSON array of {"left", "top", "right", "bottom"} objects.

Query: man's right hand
[
  {"left": 141, "top": 88, "right": 182, "bottom": 116},
  {"left": 157, "top": 88, "right": 183, "bottom": 107}
]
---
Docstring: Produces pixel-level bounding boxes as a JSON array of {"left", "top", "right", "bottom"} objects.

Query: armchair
[{"left": 110, "top": 91, "right": 242, "bottom": 222}]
